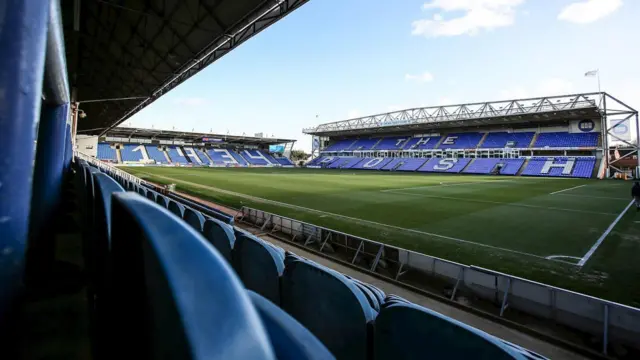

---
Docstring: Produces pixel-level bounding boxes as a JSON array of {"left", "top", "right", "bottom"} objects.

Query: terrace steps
[
  {"left": 371, "top": 138, "right": 384, "bottom": 150},
  {"left": 476, "top": 132, "right": 490, "bottom": 148},
  {"left": 398, "top": 138, "right": 412, "bottom": 150},
  {"left": 461, "top": 158, "right": 477, "bottom": 172},
  {"left": 517, "top": 159, "right": 529, "bottom": 175},
  {"left": 345, "top": 139, "right": 359, "bottom": 151},
  {"left": 527, "top": 132, "right": 539, "bottom": 148},
  {"left": 163, "top": 148, "right": 171, "bottom": 163},
  {"left": 116, "top": 147, "right": 122, "bottom": 163}
]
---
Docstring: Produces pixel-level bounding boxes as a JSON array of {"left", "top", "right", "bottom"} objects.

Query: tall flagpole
[{"left": 597, "top": 69, "right": 601, "bottom": 94}]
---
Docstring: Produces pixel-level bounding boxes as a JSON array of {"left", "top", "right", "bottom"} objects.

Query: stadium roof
[
  {"left": 62, "top": 0, "right": 308, "bottom": 135},
  {"left": 303, "top": 93, "right": 607, "bottom": 137},
  {"left": 105, "top": 127, "right": 294, "bottom": 145}
]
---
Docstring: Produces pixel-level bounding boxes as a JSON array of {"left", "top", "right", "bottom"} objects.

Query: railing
[
  {"left": 238, "top": 206, "right": 640, "bottom": 355},
  {"left": 76, "top": 152, "right": 141, "bottom": 185}
]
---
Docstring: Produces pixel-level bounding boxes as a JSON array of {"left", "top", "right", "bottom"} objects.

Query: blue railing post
[{"left": 0, "top": 0, "right": 51, "bottom": 318}]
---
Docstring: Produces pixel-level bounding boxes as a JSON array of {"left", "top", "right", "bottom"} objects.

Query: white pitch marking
[
  {"left": 578, "top": 200, "right": 635, "bottom": 267},
  {"left": 545, "top": 255, "right": 582, "bottom": 260},
  {"left": 142, "top": 172, "right": 548, "bottom": 261},
  {"left": 549, "top": 184, "right": 587, "bottom": 195},
  {"left": 380, "top": 179, "right": 516, "bottom": 193},
  {"left": 384, "top": 190, "right": 618, "bottom": 216}
]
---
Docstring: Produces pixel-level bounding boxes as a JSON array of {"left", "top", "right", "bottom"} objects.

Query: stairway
[
  {"left": 163, "top": 148, "right": 171, "bottom": 163},
  {"left": 116, "top": 147, "right": 122, "bottom": 163},
  {"left": 398, "top": 138, "right": 412, "bottom": 150},
  {"left": 528, "top": 133, "right": 539, "bottom": 148},
  {"left": 517, "top": 159, "right": 529, "bottom": 175},
  {"left": 345, "top": 139, "right": 359, "bottom": 151},
  {"left": 461, "top": 158, "right": 476, "bottom": 173},
  {"left": 476, "top": 133, "right": 489, "bottom": 148},
  {"left": 392, "top": 161, "right": 404, "bottom": 171}
]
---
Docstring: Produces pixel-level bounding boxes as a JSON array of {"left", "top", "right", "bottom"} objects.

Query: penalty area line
[
  {"left": 549, "top": 184, "right": 586, "bottom": 195},
  {"left": 577, "top": 199, "right": 635, "bottom": 267}
]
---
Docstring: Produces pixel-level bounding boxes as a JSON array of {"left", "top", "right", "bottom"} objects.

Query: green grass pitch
[{"left": 122, "top": 166, "right": 640, "bottom": 307}]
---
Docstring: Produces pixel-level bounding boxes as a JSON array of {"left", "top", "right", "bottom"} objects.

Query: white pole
[{"left": 597, "top": 69, "right": 601, "bottom": 94}]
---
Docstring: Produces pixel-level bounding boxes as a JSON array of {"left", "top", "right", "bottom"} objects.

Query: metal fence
[{"left": 238, "top": 206, "right": 640, "bottom": 355}]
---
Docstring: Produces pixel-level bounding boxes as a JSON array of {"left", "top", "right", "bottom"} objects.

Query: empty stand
[
  {"left": 119, "top": 144, "right": 147, "bottom": 162},
  {"left": 167, "top": 146, "right": 188, "bottom": 164},
  {"left": 276, "top": 157, "right": 294, "bottom": 166},
  {"left": 438, "top": 133, "right": 484, "bottom": 149},
  {"left": 534, "top": 132, "right": 599, "bottom": 148},
  {"left": 207, "top": 148, "right": 239, "bottom": 165},
  {"left": 480, "top": 132, "right": 535, "bottom": 148},
  {"left": 352, "top": 157, "right": 393, "bottom": 170},
  {"left": 259, "top": 150, "right": 279, "bottom": 165},
  {"left": 195, "top": 149, "right": 212, "bottom": 165},
  {"left": 403, "top": 136, "right": 441, "bottom": 150},
  {"left": 396, "top": 158, "right": 428, "bottom": 171},
  {"left": 521, "top": 157, "right": 595, "bottom": 178},
  {"left": 463, "top": 158, "right": 526, "bottom": 175},
  {"left": 350, "top": 138, "right": 379, "bottom": 151},
  {"left": 97, "top": 143, "right": 117, "bottom": 161},
  {"left": 323, "top": 139, "right": 356, "bottom": 152},
  {"left": 326, "top": 157, "right": 364, "bottom": 169},
  {"left": 243, "top": 150, "right": 270, "bottom": 165},
  {"left": 375, "top": 137, "right": 411, "bottom": 150},
  {"left": 229, "top": 150, "right": 249, "bottom": 166},
  {"left": 144, "top": 145, "right": 168, "bottom": 163},
  {"left": 418, "top": 158, "right": 472, "bottom": 173}
]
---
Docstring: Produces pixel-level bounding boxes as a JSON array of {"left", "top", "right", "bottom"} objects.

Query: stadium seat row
[
  {"left": 77, "top": 158, "right": 545, "bottom": 359},
  {"left": 309, "top": 156, "right": 595, "bottom": 178},
  {"left": 322, "top": 132, "right": 600, "bottom": 152},
  {"left": 96, "top": 143, "right": 293, "bottom": 166}
]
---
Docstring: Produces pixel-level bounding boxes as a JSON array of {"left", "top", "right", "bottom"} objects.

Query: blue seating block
[
  {"left": 109, "top": 193, "right": 276, "bottom": 359},
  {"left": 97, "top": 143, "right": 117, "bottom": 161},
  {"left": 145, "top": 145, "right": 168, "bottom": 163},
  {"left": 167, "top": 146, "right": 188, "bottom": 164}
]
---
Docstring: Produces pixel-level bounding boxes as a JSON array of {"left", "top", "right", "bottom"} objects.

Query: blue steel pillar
[
  {"left": 0, "top": 0, "right": 50, "bottom": 317},
  {"left": 27, "top": 0, "right": 71, "bottom": 276}
]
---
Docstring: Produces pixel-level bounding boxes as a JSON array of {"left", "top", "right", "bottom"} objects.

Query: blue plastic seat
[
  {"left": 108, "top": 193, "right": 276, "bottom": 359},
  {"left": 183, "top": 207, "right": 206, "bottom": 232},
  {"left": 146, "top": 190, "right": 156, "bottom": 201},
  {"left": 168, "top": 200, "right": 185, "bottom": 218},
  {"left": 155, "top": 194, "right": 168, "bottom": 208},
  {"left": 202, "top": 218, "right": 236, "bottom": 264},
  {"left": 248, "top": 291, "right": 335, "bottom": 360},
  {"left": 282, "top": 259, "right": 376, "bottom": 360},
  {"left": 137, "top": 187, "right": 147, "bottom": 197},
  {"left": 375, "top": 301, "right": 528, "bottom": 360},
  {"left": 233, "top": 233, "right": 285, "bottom": 305}
]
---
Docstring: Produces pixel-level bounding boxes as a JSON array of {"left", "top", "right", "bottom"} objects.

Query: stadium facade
[{"left": 304, "top": 92, "right": 639, "bottom": 179}]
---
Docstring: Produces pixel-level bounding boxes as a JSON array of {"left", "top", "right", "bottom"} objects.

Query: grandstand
[
  {"left": 76, "top": 127, "right": 295, "bottom": 167},
  {"left": 4, "top": 0, "right": 640, "bottom": 359},
  {"left": 304, "top": 93, "right": 640, "bottom": 179}
]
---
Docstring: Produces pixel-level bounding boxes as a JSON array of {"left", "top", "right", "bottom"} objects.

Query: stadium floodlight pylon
[{"left": 304, "top": 92, "right": 639, "bottom": 179}]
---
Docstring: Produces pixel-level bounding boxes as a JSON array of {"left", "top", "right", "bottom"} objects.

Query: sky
[{"left": 125, "top": 0, "right": 640, "bottom": 152}]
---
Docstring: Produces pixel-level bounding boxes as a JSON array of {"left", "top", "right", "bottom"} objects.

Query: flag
[{"left": 585, "top": 70, "right": 598, "bottom": 77}]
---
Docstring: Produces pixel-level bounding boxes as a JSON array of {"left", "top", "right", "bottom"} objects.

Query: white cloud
[
  {"left": 347, "top": 109, "right": 361, "bottom": 118},
  {"left": 173, "top": 97, "right": 209, "bottom": 106},
  {"left": 405, "top": 71, "right": 434, "bottom": 82},
  {"left": 558, "top": 0, "right": 622, "bottom": 24},
  {"left": 411, "top": 0, "right": 525, "bottom": 37}
]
